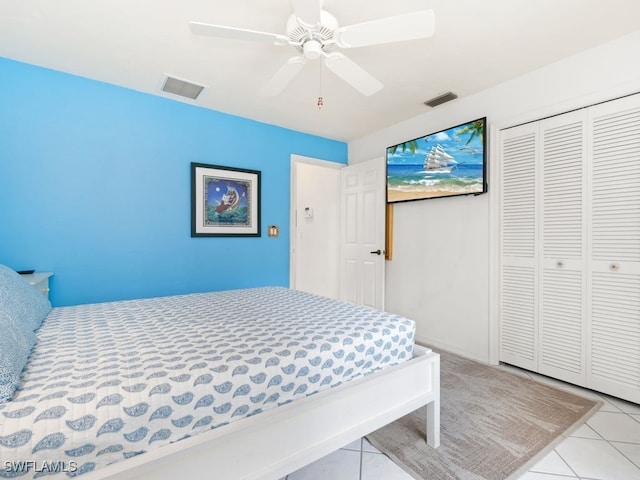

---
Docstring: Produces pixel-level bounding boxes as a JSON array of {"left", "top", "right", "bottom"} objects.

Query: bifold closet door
[
  {"left": 587, "top": 95, "right": 640, "bottom": 403},
  {"left": 499, "top": 123, "right": 539, "bottom": 371},
  {"left": 501, "top": 93, "right": 640, "bottom": 402},
  {"left": 538, "top": 111, "right": 588, "bottom": 386},
  {"left": 500, "top": 113, "right": 588, "bottom": 385}
]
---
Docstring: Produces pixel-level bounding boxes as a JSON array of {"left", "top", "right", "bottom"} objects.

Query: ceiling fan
[{"left": 189, "top": 0, "right": 435, "bottom": 97}]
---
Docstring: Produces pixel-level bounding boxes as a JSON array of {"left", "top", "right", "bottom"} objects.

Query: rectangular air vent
[
  {"left": 424, "top": 91, "right": 458, "bottom": 108},
  {"left": 161, "top": 76, "right": 205, "bottom": 100}
]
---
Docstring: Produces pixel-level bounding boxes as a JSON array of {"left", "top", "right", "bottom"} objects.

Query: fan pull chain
[{"left": 317, "top": 59, "right": 323, "bottom": 109}]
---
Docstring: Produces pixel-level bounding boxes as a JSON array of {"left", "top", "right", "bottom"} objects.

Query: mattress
[{"left": 0, "top": 287, "right": 415, "bottom": 478}]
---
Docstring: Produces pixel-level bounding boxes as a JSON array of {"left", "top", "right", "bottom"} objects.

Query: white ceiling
[{"left": 1, "top": 0, "right": 639, "bottom": 141}]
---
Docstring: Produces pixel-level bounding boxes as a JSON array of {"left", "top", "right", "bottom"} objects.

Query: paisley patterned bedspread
[{"left": 0, "top": 287, "right": 415, "bottom": 478}]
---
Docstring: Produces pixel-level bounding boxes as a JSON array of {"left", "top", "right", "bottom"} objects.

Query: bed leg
[
  {"left": 426, "top": 397, "right": 440, "bottom": 448},
  {"left": 426, "top": 358, "right": 441, "bottom": 448}
]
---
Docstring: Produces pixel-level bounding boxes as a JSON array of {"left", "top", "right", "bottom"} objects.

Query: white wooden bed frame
[{"left": 84, "top": 345, "right": 440, "bottom": 480}]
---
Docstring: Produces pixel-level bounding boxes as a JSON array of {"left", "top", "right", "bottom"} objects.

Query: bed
[{"left": 0, "top": 265, "right": 440, "bottom": 479}]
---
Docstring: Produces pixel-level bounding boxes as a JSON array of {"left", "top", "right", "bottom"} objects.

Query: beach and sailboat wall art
[{"left": 386, "top": 117, "right": 487, "bottom": 203}]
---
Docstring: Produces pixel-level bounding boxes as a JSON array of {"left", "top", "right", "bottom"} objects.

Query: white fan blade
[
  {"left": 261, "top": 56, "right": 307, "bottom": 96},
  {"left": 293, "top": 0, "right": 322, "bottom": 27},
  {"left": 324, "top": 52, "right": 383, "bottom": 96},
  {"left": 336, "top": 10, "right": 435, "bottom": 48},
  {"left": 189, "top": 21, "right": 290, "bottom": 46}
]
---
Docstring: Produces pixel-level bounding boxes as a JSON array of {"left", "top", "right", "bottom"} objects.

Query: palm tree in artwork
[
  {"left": 456, "top": 120, "right": 484, "bottom": 145},
  {"left": 387, "top": 139, "right": 419, "bottom": 155}
]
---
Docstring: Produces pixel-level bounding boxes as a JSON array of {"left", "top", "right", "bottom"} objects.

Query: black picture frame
[{"left": 191, "top": 162, "right": 261, "bottom": 237}]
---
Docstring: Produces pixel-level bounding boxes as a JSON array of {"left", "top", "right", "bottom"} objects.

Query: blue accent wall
[{"left": 0, "top": 58, "right": 347, "bottom": 306}]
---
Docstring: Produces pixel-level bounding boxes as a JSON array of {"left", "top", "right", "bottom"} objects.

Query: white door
[
  {"left": 538, "top": 111, "right": 588, "bottom": 386},
  {"left": 340, "top": 158, "right": 386, "bottom": 310},
  {"left": 586, "top": 94, "right": 640, "bottom": 403},
  {"left": 499, "top": 122, "right": 540, "bottom": 372}
]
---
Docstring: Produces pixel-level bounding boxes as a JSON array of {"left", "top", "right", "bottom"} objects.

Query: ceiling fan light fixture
[
  {"left": 303, "top": 39, "right": 323, "bottom": 59},
  {"left": 190, "top": 3, "right": 436, "bottom": 97}
]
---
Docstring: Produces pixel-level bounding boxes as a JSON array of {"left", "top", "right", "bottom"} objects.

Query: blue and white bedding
[{"left": 0, "top": 286, "right": 415, "bottom": 478}]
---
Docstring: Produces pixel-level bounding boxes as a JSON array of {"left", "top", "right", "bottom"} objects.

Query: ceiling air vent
[
  {"left": 161, "top": 76, "right": 205, "bottom": 100},
  {"left": 424, "top": 92, "right": 458, "bottom": 108}
]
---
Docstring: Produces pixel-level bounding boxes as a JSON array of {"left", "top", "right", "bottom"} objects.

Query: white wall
[
  {"left": 290, "top": 155, "right": 342, "bottom": 299},
  {"left": 349, "top": 30, "right": 640, "bottom": 362}
]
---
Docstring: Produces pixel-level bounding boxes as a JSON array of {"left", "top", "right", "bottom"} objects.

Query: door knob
[{"left": 370, "top": 249, "right": 382, "bottom": 255}]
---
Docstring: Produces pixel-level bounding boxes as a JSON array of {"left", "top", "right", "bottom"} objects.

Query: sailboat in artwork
[{"left": 424, "top": 144, "right": 458, "bottom": 173}]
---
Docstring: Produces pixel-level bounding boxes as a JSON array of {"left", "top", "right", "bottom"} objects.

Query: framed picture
[{"left": 191, "top": 162, "right": 261, "bottom": 237}]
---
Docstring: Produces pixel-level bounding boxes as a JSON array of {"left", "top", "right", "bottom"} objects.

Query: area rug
[{"left": 366, "top": 350, "right": 601, "bottom": 480}]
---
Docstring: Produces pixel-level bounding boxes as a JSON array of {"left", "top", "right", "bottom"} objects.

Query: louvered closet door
[
  {"left": 587, "top": 94, "right": 640, "bottom": 403},
  {"left": 500, "top": 123, "right": 539, "bottom": 370},
  {"left": 539, "top": 112, "right": 588, "bottom": 385}
]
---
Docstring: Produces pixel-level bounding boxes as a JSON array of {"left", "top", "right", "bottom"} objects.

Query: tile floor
[{"left": 282, "top": 364, "right": 640, "bottom": 480}]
